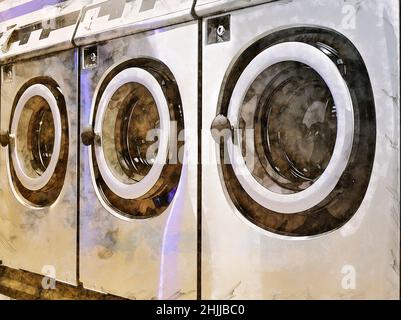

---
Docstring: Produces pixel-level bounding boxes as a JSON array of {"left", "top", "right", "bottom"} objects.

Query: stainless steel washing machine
[
  {"left": 0, "top": 1, "right": 83, "bottom": 285},
  {"left": 198, "top": 0, "right": 400, "bottom": 299},
  {"left": 75, "top": 0, "right": 198, "bottom": 299}
]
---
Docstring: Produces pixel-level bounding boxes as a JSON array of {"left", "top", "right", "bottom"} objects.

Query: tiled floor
[{"left": 0, "top": 265, "right": 124, "bottom": 300}]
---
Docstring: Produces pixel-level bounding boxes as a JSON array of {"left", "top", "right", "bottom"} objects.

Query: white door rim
[
  {"left": 226, "top": 42, "right": 355, "bottom": 214},
  {"left": 10, "top": 84, "right": 62, "bottom": 191},
  {"left": 94, "top": 67, "right": 170, "bottom": 199}
]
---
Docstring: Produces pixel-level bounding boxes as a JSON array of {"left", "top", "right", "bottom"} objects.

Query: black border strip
[
  {"left": 76, "top": 47, "right": 81, "bottom": 286},
  {"left": 398, "top": 1, "right": 401, "bottom": 300},
  {"left": 197, "top": 17, "right": 203, "bottom": 300}
]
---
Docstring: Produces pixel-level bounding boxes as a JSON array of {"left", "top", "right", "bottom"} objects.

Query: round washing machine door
[
  {"left": 82, "top": 61, "right": 184, "bottom": 219},
  {"left": 0, "top": 79, "right": 69, "bottom": 207},
  {"left": 211, "top": 28, "right": 376, "bottom": 237}
]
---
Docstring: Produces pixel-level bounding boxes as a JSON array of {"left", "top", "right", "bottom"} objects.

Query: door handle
[
  {"left": 81, "top": 126, "right": 100, "bottom": 146},
  {"left": 0, "top": 130, "right": 10, "bottom": 147},
  {"left": 210, "top": 114, "right": 234, "bottom": 143}
]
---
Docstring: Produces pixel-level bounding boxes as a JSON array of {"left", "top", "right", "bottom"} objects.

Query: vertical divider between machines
[
  {"left": 72, "top": 6, "right": 84, "bottom": 288},
  {"left": 191, "top": 0, "right": 202, "bottom": 300},
  {"left": 189, "top": 0, "right": 202, "bottom": 300}
]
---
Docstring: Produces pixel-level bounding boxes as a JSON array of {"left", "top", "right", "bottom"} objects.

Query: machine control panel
[
  {"left": 195, "top": 0, "right": 276, "bottom": 17},
  {"left": 0, "top": 0, "right": 85, "bottom": 62},
  {"left": 74, "top": 0, "right": 196, "bottom": 45}
]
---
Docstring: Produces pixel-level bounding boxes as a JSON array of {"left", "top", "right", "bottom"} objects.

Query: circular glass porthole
[
  {"left": 84, "top": 59, "right": 184, "bottom": 219},
  {"left": 102, "top": 82, "right": 161, "bottom": 186},
  {"left": 252, "top": 61, "right": 337, "bottom": 193},
  {"left": 6, "top": 78, "right": 69, "bottom": 207},
  {"left": 212, "top": 27, "right": 376, "bottom": 236}
]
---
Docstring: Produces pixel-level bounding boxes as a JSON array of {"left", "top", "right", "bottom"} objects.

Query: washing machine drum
[
  {"left": 84, "top": 62, "right": 184, "bottom": 219},
  {"left": 5, "top": 79, "right": 69, "bottom": 207},
  {"left": 212, "top": 27, "right": 376, "bottom": 237}
]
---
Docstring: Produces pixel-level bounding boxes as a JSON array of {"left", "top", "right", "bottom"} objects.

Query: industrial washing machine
[
  {"left": 198, "top": 0, "right": 400, "bottom": 299},
  {"left": 75, "top": 0, "right": 198, "bottom": 299},
  {"left": 0, "top": 0, "right": 83, "bottom": 285}
]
